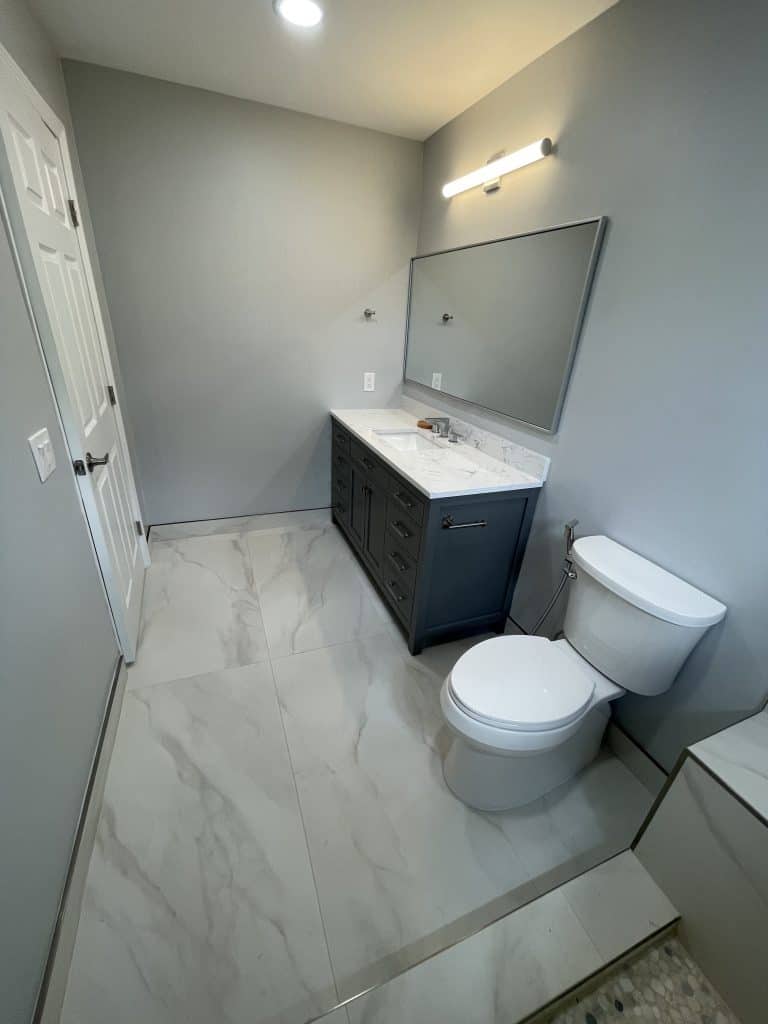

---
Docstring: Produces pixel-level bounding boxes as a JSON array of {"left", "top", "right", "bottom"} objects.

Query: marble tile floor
[
  {"left": 343, "top": 852, "right": 678, "bottom": 1024},
  {"left": 62, "top": 513, "right": 655, "bottom": 1024}
]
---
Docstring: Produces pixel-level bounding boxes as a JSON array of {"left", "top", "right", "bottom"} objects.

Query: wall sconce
[{"left": 441, "top": 138, "right": 553, "bottom": 199}]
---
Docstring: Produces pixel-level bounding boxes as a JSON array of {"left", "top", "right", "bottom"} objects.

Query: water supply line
[{"left": 510, "top": 520, "right": 579, "bottom": 636}]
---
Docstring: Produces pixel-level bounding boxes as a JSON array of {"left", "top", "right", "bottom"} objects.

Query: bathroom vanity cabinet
[{"left": 331, "top": 414, "right": 540, "bottom": 654}]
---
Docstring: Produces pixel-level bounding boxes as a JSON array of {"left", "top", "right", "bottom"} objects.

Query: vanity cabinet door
[
  {"left": 348, "top": 463, "right": 368, "bottom": 551},
  {"left": 362, "top": 475, "right": 388, "bottom": 577}
]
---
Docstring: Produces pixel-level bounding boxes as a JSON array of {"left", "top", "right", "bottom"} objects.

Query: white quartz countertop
[
  {"left": 691, "top": 708, "right": 768, "bottom": 822},
  {"left": 330, "top": 409, "right": 546, "bottom": 499}
]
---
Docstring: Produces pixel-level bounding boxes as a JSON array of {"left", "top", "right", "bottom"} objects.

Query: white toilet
[{"left": 440, "top": 535, "right": 726, "bottom": 812}]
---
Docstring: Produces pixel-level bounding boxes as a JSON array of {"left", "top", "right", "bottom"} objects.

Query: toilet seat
[{"left": 448, "top": 635, "right": 597, "bottom": 733}]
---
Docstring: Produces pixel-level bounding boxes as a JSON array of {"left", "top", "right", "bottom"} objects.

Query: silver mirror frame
[{"left": 403, "top": 216, "right": 608, "bottom": 434}]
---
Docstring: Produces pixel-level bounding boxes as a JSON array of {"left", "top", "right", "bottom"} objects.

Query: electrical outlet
[
  {"left": 431, "top": 372, "right": 442, "bottom": 390},
  {"left": 363, "top": 371, "right": 375, "bottom": 392}
]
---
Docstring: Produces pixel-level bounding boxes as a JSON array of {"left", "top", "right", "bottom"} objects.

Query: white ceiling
[{"left": 30, "top": 0, "right": 617, "bottom": 140}]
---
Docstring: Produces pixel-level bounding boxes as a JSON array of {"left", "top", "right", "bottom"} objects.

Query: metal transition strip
[
  {"left": 300, "top": 847, "right": 656, "bottom": 1024},
  {"left": 32, "top": 654, "right": 124, "bottom": 1024}
]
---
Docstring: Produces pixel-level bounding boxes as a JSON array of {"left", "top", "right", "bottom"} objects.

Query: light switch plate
[
  {"left": 28, "top": 427, "right": 56, "bottom": 482},
  {"left": 432, "top": 372, "right": 443, "bottom": 390},
  {"left": 363, "top": 371, "right": 376, "bottom": 392}
]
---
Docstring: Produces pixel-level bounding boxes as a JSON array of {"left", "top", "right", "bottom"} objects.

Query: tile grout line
[{"left": 266, "top": 651, "right": 345, "bottom": 1012}]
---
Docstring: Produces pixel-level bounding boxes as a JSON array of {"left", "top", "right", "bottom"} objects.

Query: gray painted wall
[
  {"left": 414, "top": 0, "right": 768, "bottom": 769},
  {"left": 0, "top": 5, "right": 121, "bottom": 1021},
  {"left": 63, "top": 62, "right": 422, "bottom": 526}
]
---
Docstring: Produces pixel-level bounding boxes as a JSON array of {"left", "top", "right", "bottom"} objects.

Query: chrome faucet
[{"left": 424, "top": 417, "right": 450, "bottom": 438}]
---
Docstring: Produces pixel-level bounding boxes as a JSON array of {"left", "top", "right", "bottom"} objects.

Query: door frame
[{"left": 0, "top": 41, "right": 149, "bottom": 658}]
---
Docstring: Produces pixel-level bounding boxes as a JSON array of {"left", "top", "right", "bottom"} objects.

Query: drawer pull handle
[
  {"left": 362, "top": 457, "right": 375, "bottom": 471},
  {"left": 335, "top": 433, "right": 347, "bottom": 443},
  {"left": 388, "top": 550, "right": 409, "bottom": 573},
  {"left": 335, "top": 478, "right": 347, "bottom": 490},
  {"left": 394, "top": 491, "right": 416, "bottom": 511},
  {"left": 336, "top": 454, "right": 346, "bottom": 465},
  {"left": 442, "top": 515, "right": 487, "bottom": 530},
  {"left": 387, "top": 580, "right": 407, "bottom": 603},
  {"left": 391, "top": 520, "right": 412, "bottom": 540}
]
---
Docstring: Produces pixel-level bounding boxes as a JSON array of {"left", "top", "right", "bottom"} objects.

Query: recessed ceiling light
[{"left": 273, "top": 0, "right": 323, "bottom": 28}]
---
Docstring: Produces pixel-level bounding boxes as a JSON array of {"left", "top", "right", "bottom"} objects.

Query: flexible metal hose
[{"left": 531, "top": 560, "right": 574, "bottom": 634}]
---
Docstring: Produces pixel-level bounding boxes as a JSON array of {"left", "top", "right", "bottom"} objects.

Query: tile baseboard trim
[
  {"left": 607, "top": 721, "right": 667, "bottom": 797},
  {"left": 33, "top": 656, "right": 128, "bottom": 1024},
  {"left": 147, "top": 505, "right": 332, "bottom": 539}
]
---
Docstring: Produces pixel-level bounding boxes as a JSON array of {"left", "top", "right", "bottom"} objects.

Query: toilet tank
[{"left": 563, "top": 536, "right": 726, "bottom": 695}]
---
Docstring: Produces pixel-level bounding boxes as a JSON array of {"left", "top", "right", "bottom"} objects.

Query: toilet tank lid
[{"left": 571, "top": 536, "right": 726, "bottom": 628}]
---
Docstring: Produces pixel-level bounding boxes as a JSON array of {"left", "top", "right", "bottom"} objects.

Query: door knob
[{"left": 85, "top": 451, "right": 110, "bottom": 472}]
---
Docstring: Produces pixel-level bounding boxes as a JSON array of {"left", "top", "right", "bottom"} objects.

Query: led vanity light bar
[{"left": 442, "top": 138, "right": 553, "bottom": 198}]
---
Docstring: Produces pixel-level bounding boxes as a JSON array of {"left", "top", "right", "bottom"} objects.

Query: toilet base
[{"left": 443, "top": 705, "right": 610, "bottom": 812}]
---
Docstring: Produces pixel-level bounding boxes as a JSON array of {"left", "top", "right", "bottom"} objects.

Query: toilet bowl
[
  {"left": 440, "top": 636, "right": 623, "bottom": 810},
  {"left": 440, "top": 534, "right": 727, "bottom": 812}
]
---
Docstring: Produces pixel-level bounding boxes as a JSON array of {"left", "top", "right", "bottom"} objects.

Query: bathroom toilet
[{"left": 440, "top": 535, "right": 726, "bottom": 811}]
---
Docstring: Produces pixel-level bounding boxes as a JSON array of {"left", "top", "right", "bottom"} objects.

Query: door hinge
[
  {"left": 68, "top": 199, "right": 79, "bottom": 228},
  {"left": 107, "top": 384, "right": 117, "bottom": 406},
  {"left": 135, "top": 520, "right": 144, "bottom": 537}
]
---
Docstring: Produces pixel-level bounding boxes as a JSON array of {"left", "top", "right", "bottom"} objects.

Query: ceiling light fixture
[
  {"left": 442, "top": 138, "right": 553, "bottom": 198},
  {"left": 273, "top": 0, "right": 323, "bottom": 28}
]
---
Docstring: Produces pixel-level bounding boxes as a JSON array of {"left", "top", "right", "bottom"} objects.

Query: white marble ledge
[
  {"left": 691, "top": 707, "right": 768, "bottom": 821},
  {"left": 331, "top": 409, "right": 548, "bottom": 499}
]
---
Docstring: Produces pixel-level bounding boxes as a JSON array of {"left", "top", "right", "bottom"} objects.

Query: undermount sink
[{"left": 373, "top": 428, "right": 439, "bottom": 453}]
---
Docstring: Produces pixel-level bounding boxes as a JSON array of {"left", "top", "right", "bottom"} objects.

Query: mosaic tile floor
[{"left": 546, "top": 936, "right": 741, "bottom": 1024}]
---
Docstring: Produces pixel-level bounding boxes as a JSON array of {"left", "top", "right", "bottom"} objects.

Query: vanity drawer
[
  {"left": 387, "top": 504, "right": 421, "bottom": 560},
  {"left": 383, "top": 540, "right": 417, "bottom": 592},
  {"left": 383, "top": 574, "right": 414, "bottom": 625},
  {"left": 333, "top": 495, "right": 349, "bottom": 524},
  {"left": 351, "top": 440, "right": 389, "bottom": 487},
  {"left": 389, "top": 479, "right": 425, "bottom": 525},
  {"left": 332, "top": 472, "right": 350, "bottom": 502},
  {"left": 332, "top": 423, "right": 351, "bottom": 454},
  {"left": 332, "top": 448, "right": 351, "bottom": 481}
]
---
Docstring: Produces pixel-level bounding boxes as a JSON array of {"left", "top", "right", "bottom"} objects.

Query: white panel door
[{"left": 0, "top": 75, "right": 146, "bottom": 661}]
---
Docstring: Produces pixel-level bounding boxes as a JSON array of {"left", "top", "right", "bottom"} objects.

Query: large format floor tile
[
  {"left": 128, "top": 534, "right": 269, "bottom": 690},
  {"left": 272, "top": 632, "right": 651, "bottom": 998},
  {"left": 560, "top": 850, "right": 677, "bottom": 960},
  {"left": 247, "top": 522, "right": 392, "bottom": 659},
  {"left": 345, "top": 888, "right": 603, "bottom": 1024},
  {"left": 62, "top": 665, "right": 337, "bottom": 1024},
  {"left": 64, "top": 514, "right": 655, "bottom": 1024}
]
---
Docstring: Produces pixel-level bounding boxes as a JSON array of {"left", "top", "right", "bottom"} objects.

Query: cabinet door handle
[
  {"left": 391, "top": 520, "right": 412, "bottom": 540},
  {"left": 394, "top": 490, "right": 416, "bottom": 511},
  {"left": 387, "top": 580, "right": 407, "bottom": 603},
  {"left": 388, "top": 550, "right": 409, "bottom": 573},
  {"left": 442, "top": 515, "right": 487, "bottom": 530}
]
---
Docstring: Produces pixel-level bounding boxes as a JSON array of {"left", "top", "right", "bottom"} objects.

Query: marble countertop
[
  {"left": 691, "top": 708, "right": 768, "bottom": 822},
  {"left": 330, "top": 408, "right": 547, "bottom": 499}
]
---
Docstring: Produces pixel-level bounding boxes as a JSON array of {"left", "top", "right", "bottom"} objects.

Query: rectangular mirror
[{"left": 404, "top": 218, "right": 606, "bottom": 432}]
